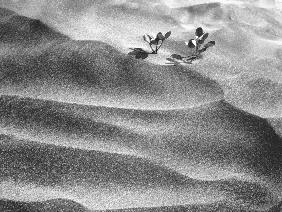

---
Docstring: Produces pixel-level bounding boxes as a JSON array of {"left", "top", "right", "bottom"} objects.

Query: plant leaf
[
  {"left": 198, "top": 47, "right": 207, "bottom": 53},
  {"left": 186, "top": 55, "right": 198, "bottom": 61},
  {"left": 198, "top": 33, "right": 209, "bottom": 44},
  {"left": 195, "top": 27, "right": 204, "bottom": 37},
  {"left": 171, "top": 54, "right": 183, "bottom": 60},
  {"left": 202, "top": 33, "right": 209, "bottom": 40},
  {"left": 204, "top": 41, "right": 215, "bottom": 48},
  {"left": 143, "top": 34, "right": 151, "bottom": 43},
  {"left": 151, "top": 39, "right": 159, "bottom": 45},
  {"left": 157, "top": 32, "right": 165, "bottom": 40},
  {"left": 186, "top": 39, "right": 196, "bottom": 48},
  {"left": 165, "top": 31, "right": 171, "bottom": 39}
]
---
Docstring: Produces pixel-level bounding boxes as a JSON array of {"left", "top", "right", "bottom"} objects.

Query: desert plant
[
  {"left": 143, "top": 31, "right": 171, "bottom": 54},
  {"left": 185, "top": 27, "right": 215, "bottom": 56},
  {"left": 128, "top": 31, "right": 171, "bottom": 59},
  {"left": 167, "top": 27, "right": 215, "bottom": 64}
]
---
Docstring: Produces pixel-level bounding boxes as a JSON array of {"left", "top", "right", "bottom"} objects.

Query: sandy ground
[{"left": 0, "top": 1, "right": 282, "bottom": 211}]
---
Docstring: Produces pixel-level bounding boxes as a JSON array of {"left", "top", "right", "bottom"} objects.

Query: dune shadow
[
  {"left": 0, "top": 198, "right": 89, "bottom": 212},
  {"left": 128, "top": 48, "right": 150, "bottom": 59}
]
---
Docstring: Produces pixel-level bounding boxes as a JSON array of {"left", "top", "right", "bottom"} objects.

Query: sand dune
[
  {"left": 0, "top": 95, "right": 281, "bottom": 188},
  {"left": 0, "top": 39, "right": 223, "bottom": 109},
  {"left": 268, "top": 118, "right": 282, "bottom": 138},
  {"left": 0, "top": 8, "right": 223, "bottom": 110},
  {"left": 0, "top": 198, "right": 89, "bottom": 212},
  {"left": 0, "top": 2, "right": 282, "bottom": 211},
  {"left": 225, "top": 77, "right": 282, "bottom": 117},
  {"left": 0, "top": 134, "right": 278, "bottom": 210},
  {"left": 2, "top": 198, "right": 281, "bottom": 212},
  {"left": 0, "top": 8, "right": 68, "bottom": 44}
]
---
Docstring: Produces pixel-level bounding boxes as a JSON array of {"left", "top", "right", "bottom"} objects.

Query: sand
[{"left": 0, "top": 1, "right": 281, "bottom": 211}]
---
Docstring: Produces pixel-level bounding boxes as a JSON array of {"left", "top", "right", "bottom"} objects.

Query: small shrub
[
  {"left": 185, "top": 27, "right": 215, "bottom": 55},
  {"left": 129, "top": 31, "right": 171, "bottom": 59},
  {"left": 167, "top": 27, "right": 215, "bottom": 65},
  {"left": 143, "top": 31, "right": 171, "bottom": 54}
]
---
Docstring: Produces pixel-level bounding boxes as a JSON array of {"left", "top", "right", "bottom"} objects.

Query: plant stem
[
  {"left": 149, "top": 44, "right": 156, "bottom": 54},
  {"left": 149, "top": 40, "right": 164, "bottom": 54},
  {"left": 156, "top": 40, "right": 164, "bottom": 53},
  {"left": 195, "top": 40, "right": 199, "bottom": 55}
]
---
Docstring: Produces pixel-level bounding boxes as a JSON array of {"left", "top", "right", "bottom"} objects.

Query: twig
[
  {"left": 149, "top": 44, "right": 156, "bottom": 54},
  {"left": 156, "top": 40, "right": 164, "bottom": 53}
]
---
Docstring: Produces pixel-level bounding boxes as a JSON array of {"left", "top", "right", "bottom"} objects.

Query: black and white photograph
[{"left": 0, "top": 0, "right": 282, "bottom": 211}]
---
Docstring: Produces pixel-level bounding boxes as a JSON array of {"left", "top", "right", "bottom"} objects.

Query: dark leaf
[
  {"left": 185, "top": 55, "right": 198, "bottom": 62},
  {"left": 157, "top": 32, "right": 165, "bottom": 40},
  {"left": 198, "top": 39, "right": 204, "bottom": 45},
  {"left": 202, "top": 33, "right": 209, "bottom": 40},
  {"left": 198, "top": 47, "right": 207, "bottom": 53},
  {"left": 195, "top": 27, "right": 204, "bottom": 37},
  {"left": 171, "top": 54, "right": 183, "bottom": 60},
  {"left": 187, "top": 39, "right": 196, "bottom": 48},
  {"left": 165, "top": 31, "right": 171, "bottom": 39},
  {"left": 143, "top": 34, "right": 151, "bottom": 43},
  {"left": 143, "top": 35, "right": 146, "bottom": 42},
  {"left": 151, "top": 39, "right": 159, "bottom": 45},
  {"left": 187, "top": 55, "right": 198, "bottom": 60},
  {"left": 198, "top": 33, "right": 209, "bottom": 44},
  {"left": 203, "top": 41, "right": 215, "bottom": 48}
]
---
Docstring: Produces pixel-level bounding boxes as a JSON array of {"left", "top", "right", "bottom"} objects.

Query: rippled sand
[{"left": 0, "top": 1, "right": 281, "bottom": 211}]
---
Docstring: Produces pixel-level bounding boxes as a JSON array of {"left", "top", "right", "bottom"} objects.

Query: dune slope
[
  {"left": 0, "top": 4, "right": 281, "bottom": 212},
  {"left": 0, "top": 95, "right": 281, "bottom": 183},
  {"left": 0, "top": 7, "right": 223, "bottom": 110},
  {"left": 0, "top": 134, "right": 278, "bottom": 210}
]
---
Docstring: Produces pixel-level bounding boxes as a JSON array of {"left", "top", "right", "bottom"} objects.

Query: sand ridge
[{"left": 0, "top": 2, "right": 282, "bottom": 211}]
